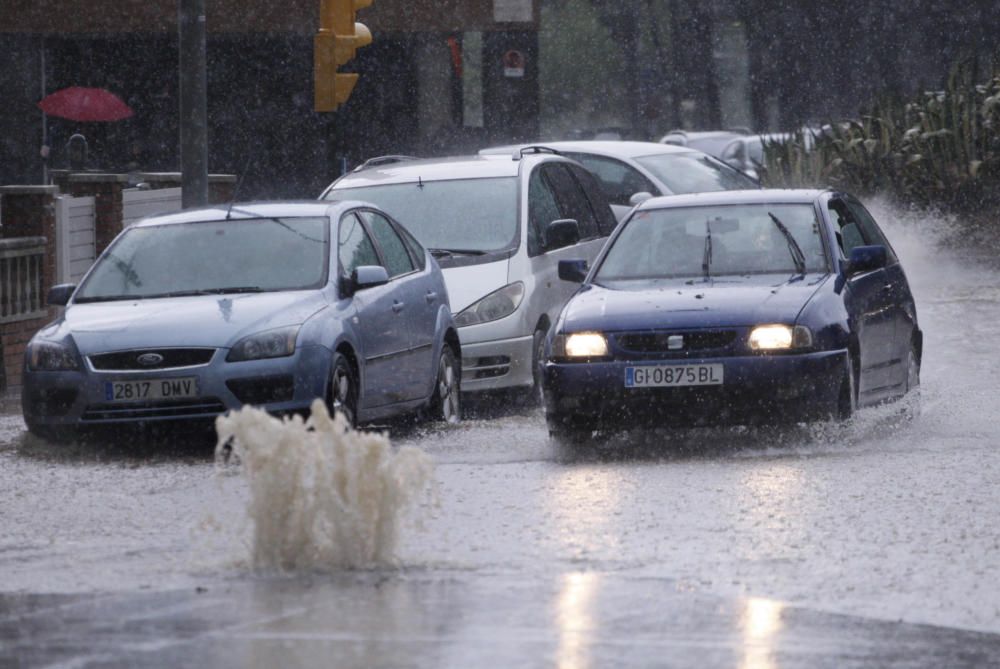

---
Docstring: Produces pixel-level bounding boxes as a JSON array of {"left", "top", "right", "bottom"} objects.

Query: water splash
[{"left": 214, "top": 400, "right": 433, "bottom": 571}]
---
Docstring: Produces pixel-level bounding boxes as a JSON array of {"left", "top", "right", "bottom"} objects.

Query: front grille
[
  {"left": 462, "top": 355, "right": 510, "bottom": 380},
  {"left": 226, "top": 375, "right": 295, "bottom": 405},
  {"left": 616, "top": 330, "right": 737, "bottom": 353},
  {"left": 81, "top": 398, "right": 226, "bottom": 422},
  {"left": 89, "top": 348, "right": 216, "bottom": 371}
]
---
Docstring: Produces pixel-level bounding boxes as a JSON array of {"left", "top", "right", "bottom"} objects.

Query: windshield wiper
[
  {"left": 702, "top": 219, "right": 713, "bottom": 279},
  {"left": 429, "top": 248, "right": 487, "bottom": 257},
  {"left": 144, "top": 287, "right": 264, "bottom": 298},
  {"left": 767, "top": 212, "right": 807, "bottom": 276}
]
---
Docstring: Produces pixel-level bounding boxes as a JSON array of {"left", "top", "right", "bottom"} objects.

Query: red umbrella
[{"left": 37, "top": 86, "right": 134, "bottom": 122}]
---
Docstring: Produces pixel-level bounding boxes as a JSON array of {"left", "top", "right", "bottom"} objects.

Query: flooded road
[{"left": 3, "top": 204, "right": 1000, "bottom": 666}]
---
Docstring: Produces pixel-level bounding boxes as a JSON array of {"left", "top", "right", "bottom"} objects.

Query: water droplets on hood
[{"left": 214, "top": 399, "right": 433, "bottom": 571}]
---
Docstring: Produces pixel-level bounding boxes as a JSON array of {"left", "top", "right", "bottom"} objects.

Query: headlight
[
  {"left": 27, "top": 340, "right": 79, "bottom": 371},
  {"left": 454, "top": 282, "right": 525, "bottom": 327},
  {"left": 552, "top": 332, "right": 609, "bottom": 359},
  {"left": 227, "top": 326, "right": 299, "bottom": 362},
  {"left": 748, "top": 324, "right": 812, "bottom": 351}
]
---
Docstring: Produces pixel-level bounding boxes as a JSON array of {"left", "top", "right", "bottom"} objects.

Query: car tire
[
  {"left": 429, "top": 345, "right": 461, "bottom": 423},
  {"left": 328, "top": 352, "right": 358, "bottom": 427},
  {"left": 837, "top": 351, "right": 858, "bottom": 421},
  {"left": 905, "top": 341, "right": 921, "bottom": 393}
]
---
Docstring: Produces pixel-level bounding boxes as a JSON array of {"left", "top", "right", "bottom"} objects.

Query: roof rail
[
  {"left": 512, "top": 145, "right": 561, "bottom": 161},
  {"left": 351, "top": 155, "right": 418, "bottom": 172}
]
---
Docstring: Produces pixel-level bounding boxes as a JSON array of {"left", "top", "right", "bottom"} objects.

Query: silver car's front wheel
[
  {"left": 328, "top": 352, "right": 358, "bottom": 427},
  {"left": 430, "top": 346, "right": 461, "bottom": 423}
]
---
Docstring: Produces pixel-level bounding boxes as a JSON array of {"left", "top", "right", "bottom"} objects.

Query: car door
[
  {"left": 338, "top": 211, "right": 407, "bottom": 409},
  {"left": 845, "top": 197, "right": 912, "bottom": 392},
  {"left": 828, "top": 198, "right": 897, "bottom": 400},
  {"left": 357, "top": 209, "right": 431, "bottom": 402}
]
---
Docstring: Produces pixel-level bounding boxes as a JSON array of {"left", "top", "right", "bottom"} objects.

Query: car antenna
[
  {"left": 225, "top": 154, "right": 253, "bottom": 220},
  {"left": 417, "top": 176, "right": 424, "bottom": 189}
]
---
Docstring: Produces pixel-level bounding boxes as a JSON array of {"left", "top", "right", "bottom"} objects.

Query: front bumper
[
  {"left": 22, "top": 344, "right": 331, "bottom": 431},
  {"left": 459, "top": 333, "right": 533, "bottom": 392},
  {"left": 543, "top": 349, "right": 848, "bottom": 429}
]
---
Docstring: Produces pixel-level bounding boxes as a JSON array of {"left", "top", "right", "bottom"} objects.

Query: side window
[
  {"left": 828, "top": 200, "right": 866, "bottom": 258},
  {"left": 846, "top": 199, "right": 898, "bottom": 264},
  {"left": 566, "top": 163, "right": 618, "bottom": 236},
  {"left": 566, "top": 153, "right": 658, "bottom": 205},
  {"left": 527, "top": 167, "right": 562, "bottom": 256},
  {"left": 395, "top": 221, "right": 427, "bottom": 271},
  {"left": 338, "top": 213, "right": 380, "bottom": 276},
  {"left": 360, "top": 210, "right": 415, "bottom": 278},
  {"left": 543, "top": 163, "right": 599, "bottom": 240}
]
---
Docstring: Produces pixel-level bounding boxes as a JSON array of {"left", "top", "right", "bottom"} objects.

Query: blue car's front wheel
[{"left": 328, "top": 352, "right": 358, "bottom": 427}]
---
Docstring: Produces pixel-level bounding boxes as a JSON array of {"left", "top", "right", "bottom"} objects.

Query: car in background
[
  {"left": 659, "top": 129, "right": 750, "bottom": 158},
  {"left": 480, "top": 141, "right": 759, "bottom": 219},
  {"left": 320, "top": 151, "right": 617, "bottom": 396},
  {"left": 22, "top": 201, "right": 461, "bottom": 442},
  {"left": 543, "top": 189, "right": 921, "bottom": 443},
  {"left": 719, "top": 131, "right": 818, "bottom": 180}
]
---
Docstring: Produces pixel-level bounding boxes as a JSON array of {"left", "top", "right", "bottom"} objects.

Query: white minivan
[{"left": 319, "top": 150, "right": 618, "bottom": 395}]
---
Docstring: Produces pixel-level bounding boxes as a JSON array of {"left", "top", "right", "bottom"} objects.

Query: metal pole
[
  {"left": 41, "top": 36, "right": 48, "bottom": 185},
  {"left": 179, "top": 0, "right": 208, "bottom": 208}
]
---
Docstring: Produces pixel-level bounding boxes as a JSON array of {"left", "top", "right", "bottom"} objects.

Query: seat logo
[
  {"left": 667, "top": 335, "right": 684, "bottom": 350},
  {"left": 137, "top": 353, "right": 164, "bottom": 366}
]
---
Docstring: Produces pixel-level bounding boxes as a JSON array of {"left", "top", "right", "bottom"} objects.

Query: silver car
[{"left": 22, "top": 201, "right": 461, "bottom": 442}]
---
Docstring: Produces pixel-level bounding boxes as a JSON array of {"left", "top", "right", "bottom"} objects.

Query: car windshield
[
  {"left": 685, "top": 136, "right": 738, "bottom": 157},
  {"left": 331, "top": 177, "right": 518, "bottom": 253},
  {"left": 594, "top": 203, "right": 828, "bottom": 283},
  {"left": 75, "top": 217, "right": 329, "bottom": 301},
  {"left": 635, "top": 153, "right": 759, "bottom": 193}
]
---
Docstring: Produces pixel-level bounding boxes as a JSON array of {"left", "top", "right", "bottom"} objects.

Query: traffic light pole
[{"left": 179, "top": 0, "right": 208, "bottom": 208}]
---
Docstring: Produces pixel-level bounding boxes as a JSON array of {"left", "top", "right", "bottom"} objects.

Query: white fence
[
  {"left": 0, "top": 237, "right": 48, "bottom": 323},
  {"left": 55, "top": 194, "right": 96, "bottom": 285},
  {"left": 122, "top": 187, "right": 183, "bottom": 228}
]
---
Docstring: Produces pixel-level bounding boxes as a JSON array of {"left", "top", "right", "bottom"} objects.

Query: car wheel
[
  {"left": 430, "top": 345, "right": 461, "bottom": 423},
  {"left": 531, "top": 327, "right": 547, "bottom": 407},
  {"left": 837, "top": 351, "right": 857, "bottom": 421},
  {"left": 328, "top": 352, "right": 358, "bottom": 427},
  {"left": 906, "top": 342, "right": 921, "bottom": 393}
]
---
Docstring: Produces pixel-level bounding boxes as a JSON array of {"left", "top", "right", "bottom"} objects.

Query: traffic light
[{"left": 314, "top": 0, "right": 373, "bottom": 112}]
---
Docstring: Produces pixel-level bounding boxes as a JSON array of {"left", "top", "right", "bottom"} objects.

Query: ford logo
[{"left": 137, "top": 353, "right": 164, "bottom": 367}]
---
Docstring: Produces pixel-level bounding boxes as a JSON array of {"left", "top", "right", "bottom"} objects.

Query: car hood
[
  {"left": 441, "top": 260, "right": 510, "bottom": 314},
  {"left": 562, "top": 274, "right": 829, "bottom": 331},
  {"left": 58, "top": 291, "right": 329, "bottom": 353}
]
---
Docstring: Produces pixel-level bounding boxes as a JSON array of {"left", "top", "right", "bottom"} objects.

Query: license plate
[
  {"left": 105, "top": 377, "right": 200, "bottom": 402},
  {"left": 625, "top": 364, "right": 724, "bottom": 388}
]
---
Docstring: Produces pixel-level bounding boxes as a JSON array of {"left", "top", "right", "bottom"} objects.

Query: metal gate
[
  {"left": 55, "top": 194, "right": 96, "bottom": 285},
  {"left": 122, "top": 187, "right": 183, "bottom": 228}
]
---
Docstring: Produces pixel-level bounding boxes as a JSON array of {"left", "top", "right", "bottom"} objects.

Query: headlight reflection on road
[
  {"left": 555, "top": 571, "right": 600, "bottom": 669},
  {"left": 740, "top": 597, "right": 784, "bottom": 669}
]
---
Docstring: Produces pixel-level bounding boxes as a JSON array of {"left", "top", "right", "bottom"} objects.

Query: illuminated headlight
[
  {"left": 227, "top": 326, "right": 299, "bottom": 362},
  {"left": 748, "top": 325, "right": 813, "bottom": 351},
  {"left": 552, "top": 332, "right": 609, "bottom": 359},
  {"left": 27, "top": 340, "right": 80, "bottom": 371},
  {"left": 454, "top": 282, "right": 525, "bottom": 327}
]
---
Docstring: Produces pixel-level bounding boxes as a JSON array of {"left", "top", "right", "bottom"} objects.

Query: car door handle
[
  {"left": 392, "top": 300, "right": 405, "bottom": 313},
  {"left": 425, "top": 291, "right": 438, "bottom": 304}
]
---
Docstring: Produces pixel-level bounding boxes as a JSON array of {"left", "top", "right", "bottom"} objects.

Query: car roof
[
  {"left": 332, "top": 154, "right": 528, "bottom": 188},
  {"left": 480, "top": 140, "right": 698, "bottom": 160},
  {"left": 636, "top": 188, "right": 829, "bottom": 211},
  {"left": 132, "top": 200, "right": 343, "bottom": 227}
]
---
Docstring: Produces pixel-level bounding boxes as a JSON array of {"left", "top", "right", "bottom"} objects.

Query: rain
[{"left": 3, "top": 2, "right": 1000, "bottom": 667}]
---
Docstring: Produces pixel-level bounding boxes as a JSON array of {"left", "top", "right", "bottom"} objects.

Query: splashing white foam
[{"left": 214, "top": 399, "right": 432, "bottom": 571}]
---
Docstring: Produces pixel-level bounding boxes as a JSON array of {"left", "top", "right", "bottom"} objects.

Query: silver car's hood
[{"left": 62, "top": 291, "right": 329, "bottom": 353}]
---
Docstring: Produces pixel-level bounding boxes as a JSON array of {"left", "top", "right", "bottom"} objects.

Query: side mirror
[
  {"left": 343, "top": 265, "right": 389, "bottom": 297},
  {"left": 47, "top": 283, "right": 75, "bottom": 306},
  {"left": 544, "top": 219, "right": 580, "bottom": 251},
  {"left": 558, "top": 259, "right": 588, "bottom": 283},
  {"left": 844, "top": 245, "right": 887, "bottom": 276},
  {"left": 628, "top": 191, "right": 654, "bottom": 206}
]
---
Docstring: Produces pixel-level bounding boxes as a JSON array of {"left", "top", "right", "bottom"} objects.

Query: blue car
[
  {"left": 543, "top": 189, "right": 921, "bottom": 440},
  {"left": 22, "top": 201, "right": 461, "bottom": 442}
]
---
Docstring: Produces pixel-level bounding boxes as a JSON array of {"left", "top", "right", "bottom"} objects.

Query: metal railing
[{"left": 0, "top": 237, "right": 48, "bottom": 323}]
